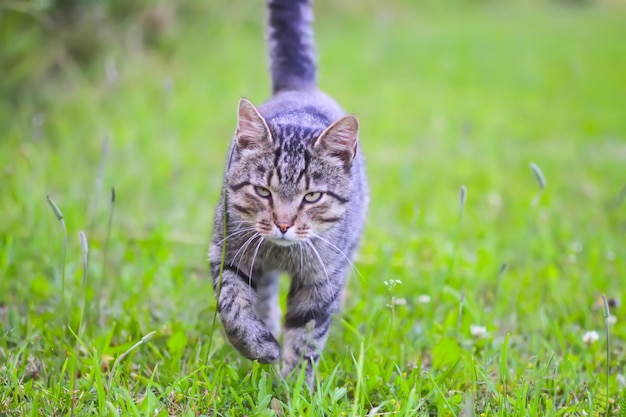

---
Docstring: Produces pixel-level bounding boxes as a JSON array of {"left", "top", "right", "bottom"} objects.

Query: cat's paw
[
  {"left": 230, "top": 327, "right": 281, "bottom": 363},
  {"left": 248, "top": 332, "right": 281, "bottom": 363}
]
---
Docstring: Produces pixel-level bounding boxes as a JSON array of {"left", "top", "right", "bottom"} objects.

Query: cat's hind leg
[{"left": 281, "top": 276, "right": 343, "bottom": 387}]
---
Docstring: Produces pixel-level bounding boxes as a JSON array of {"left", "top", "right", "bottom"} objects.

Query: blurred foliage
[
  {"left": 0, "top": 0, "right": 181, "bottom": 103},
  {"left": 0, "top": 0, "right": 618, "bottom": 105}
]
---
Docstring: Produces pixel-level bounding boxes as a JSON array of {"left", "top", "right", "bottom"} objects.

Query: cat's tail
[{"left": 267, "top": 0, "right": 317, "bottom": 93}]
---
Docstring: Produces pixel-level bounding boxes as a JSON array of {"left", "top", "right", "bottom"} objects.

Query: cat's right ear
[
  {"left": 235, "top": 98, "right": 272, "bottom": 151},
  {"left": 313, "top": 115, "right": 359, "bottom": 165}
]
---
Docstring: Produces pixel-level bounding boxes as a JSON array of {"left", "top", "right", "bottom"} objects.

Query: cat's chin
[{"left": 267, "top": 237, "right": 298, "bottom": 247}]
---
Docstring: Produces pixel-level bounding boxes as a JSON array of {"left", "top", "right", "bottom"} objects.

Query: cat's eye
[
  {"left": 303, "top": 191, "right": 323, "bottom": 203},
  {"left": 254, "top": 186, "right": 272, "bottom": 198}
]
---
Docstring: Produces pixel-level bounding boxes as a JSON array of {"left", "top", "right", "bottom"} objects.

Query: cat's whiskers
[
  {"left": 304, "top": 239, "right": 329, "bottom": 283},
  {"left": 310, "top": 232, "right": 363, "bottom": 282},
  {"left": 229, "top": 220, "right": 254, "bottom": 225},
  {"left": 216, "top": 227, "right": 257, "bottom": 245},
  {"left": 248, "top": 236, "right": 266, "bottom": 299},
  {"left": 227, "top": 219, "right": 255, "bottom": 228},
  {"left": 298, "top": 242, "right": 304, "bottom": 276},
  {"left": 231, "top": 232, "right": 261, "bottom": 270}
]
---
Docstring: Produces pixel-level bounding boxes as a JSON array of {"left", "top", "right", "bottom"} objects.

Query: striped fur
[
  {"left": 268, "top": 0, "right": 317, "bottom": 93},
  {"left": 209, "top": 0, "right": 368, "bottom": 388}
]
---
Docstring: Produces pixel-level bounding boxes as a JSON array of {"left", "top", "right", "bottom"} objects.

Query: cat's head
[{"left": 226, "top": 98, "right": 359, "bottom": 246}]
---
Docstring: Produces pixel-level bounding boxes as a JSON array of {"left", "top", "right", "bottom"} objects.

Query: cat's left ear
[
  {"left": 313, "top": 115, "right": 359, "bottom": 164},
  {"left": 235, "top": 98, "right": 272, "bottom": 151}
]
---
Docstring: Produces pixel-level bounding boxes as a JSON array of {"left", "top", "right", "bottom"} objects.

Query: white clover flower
[
  {"left": 470, "top": 325, "right": 487, "bottom": 338},
  {"left": 487, "top": 191, "right": 502, "bottom": 208},
  {"left": 386, "top": 297, "right": 407, "bottom": 308},
  {"left": 571, "top": 241, "right": 583, "bottom": 253},
  {"left": 384, "top": 279, "right": 402, "bottom": 291},
  {"left": 582, "top": 330, "right": 599, "bottom": 345},
  {"left": 417, "top": 295, "right": 431, "bottom": 304},
  {"left": 607, "top": 315, "right": 617, "bottom": 325},
  {"left": 393, "top": 298, "right": 407, "bottom": 306}
]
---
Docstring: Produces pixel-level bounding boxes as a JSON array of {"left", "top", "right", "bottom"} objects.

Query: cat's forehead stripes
[
  {"left": 266, "top": 123, "right": 321, "bottom": 198},
  {"left": 296, "top": 150, "right": 312, "bottom": 190}
]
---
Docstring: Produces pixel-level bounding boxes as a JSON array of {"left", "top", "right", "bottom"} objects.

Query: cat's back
[{"left": 258, "top": 90, "right": 345, "bottom": 130}]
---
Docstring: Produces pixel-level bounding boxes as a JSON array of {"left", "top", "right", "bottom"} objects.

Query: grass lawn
[{"left": 1, "top": 1, "right": 626, "bottom": 415}]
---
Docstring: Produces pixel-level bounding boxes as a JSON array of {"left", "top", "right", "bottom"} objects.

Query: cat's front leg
[
  {"left": 210, "top": 262, "right": 280, "bottom": 363},
  {"left": 281, "top": 277, "right": 343, "bottom": 387}
]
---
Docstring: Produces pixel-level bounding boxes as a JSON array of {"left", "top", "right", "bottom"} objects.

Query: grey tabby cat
[{"left": 209, "top": 0, "right": 368, "bottom": 386}]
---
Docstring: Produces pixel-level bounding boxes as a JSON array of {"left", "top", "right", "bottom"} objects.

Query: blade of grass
[
  {"left": 351, "top": 341, "right": 365, "bottom": 417},
  {"left": 108, "top": 330, "right": 157, "bottom": 385}
]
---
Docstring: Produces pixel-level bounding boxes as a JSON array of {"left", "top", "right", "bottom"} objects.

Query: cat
[{"left": 209, "top": 0, "right": 368, "bottom": 387}]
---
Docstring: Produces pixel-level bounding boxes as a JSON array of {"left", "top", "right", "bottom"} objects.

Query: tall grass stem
[
  {"left": 446, "top": 185, "right": 467, "bottom": 287},
  {"left": 46, "top": 195, "right": 68, "bottom": 320},
  {"left": 88, "top": 135, "right": 110, "bottom": 233},
  {"left": 98, "top": 187, "right": 116, "bottom": 323},
  {"left": 529, "top": 162, "right": 546, "bottom": 207},
  {"left": 493, "top": 263, "right": 508, "bottom": 305},
  {"left": 206, "top": 188, "right": 229, "bottom": 363},
  {"left": 78, "top": 231, "right": 89, "bottom": 337},
  {"left": 602, "top": 294, "right": 611, "bottom": 417}
]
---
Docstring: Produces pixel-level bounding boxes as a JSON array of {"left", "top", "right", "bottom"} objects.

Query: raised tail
[{"left": 267, "top": 0, "right": 317, "bottom": 93}]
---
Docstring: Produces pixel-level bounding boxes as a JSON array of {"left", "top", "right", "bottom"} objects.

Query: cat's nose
[{"left": 275, "top": 222, "right": 292, "bottom": 234}]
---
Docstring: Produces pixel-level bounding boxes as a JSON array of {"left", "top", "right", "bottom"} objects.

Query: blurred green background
[{"left": 1, "top": 0, "right": 625, "bottom": 414}]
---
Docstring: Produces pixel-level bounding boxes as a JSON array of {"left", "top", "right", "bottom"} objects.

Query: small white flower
[
  {"left": 487, "top": 191, "right": 502, "bottom": 208},
  {"left": 470, "top": 325, "right": 487, "bottom": 338},
  {"left": 393, "top": 297, "right": 407, "bottom": 306},
  {"left": 582, "top": 330, "right": 599, "bottom": 345},
  {"left": 387, "top": 297, "right": 407, "bottom": 308},
  {"left": 384, "top": 279, "right": 402, "bottom": 291},
  {"left": 417, "top": 295, "right": 431, "bottom": 304},
  {"left": 607, "top": 315, "right": 617, "bottom": 325}
]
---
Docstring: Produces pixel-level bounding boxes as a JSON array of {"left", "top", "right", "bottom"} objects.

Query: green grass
[{"left": 1, "top": 1, "right": 626, "bottom": 415}]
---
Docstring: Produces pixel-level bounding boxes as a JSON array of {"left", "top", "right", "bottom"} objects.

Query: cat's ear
[
  {"left": 235, "top": 98, "right": 272, "bottom": 151},
  {"left": 313, "top": 115, "right": 359, "bottom": 164}
]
